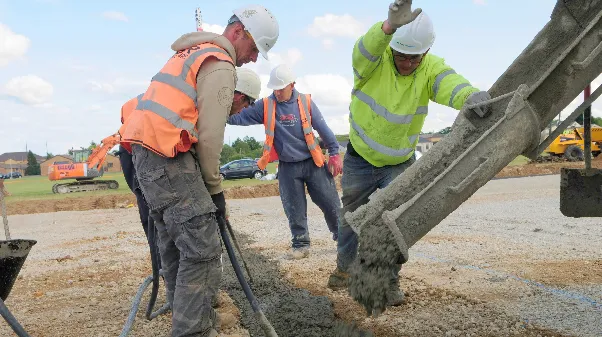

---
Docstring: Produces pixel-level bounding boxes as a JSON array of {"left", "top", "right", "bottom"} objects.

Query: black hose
[
  {"left": 0, "top": 297, "right": 30, "bottom": 337},
  {"left": 145, "top": 215, "right": 160, "bottom": 320},
  {"left": 225, "top": 218, "right": 254, "bottom": 283},
  {"left": 217, "top": 216, "right": 278, "bottom": 337}
]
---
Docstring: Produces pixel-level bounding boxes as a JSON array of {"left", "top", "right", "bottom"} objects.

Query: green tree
[
  {"left": 25, "top": 151, "right": 41, "bottom": 176},
  {"left": 46, "top": 152, "right": 54, "bottom": 159},
  {"left": 592, "top": 116, "right": 602, "bottom": 126},
  {"left": 438, "top": 126, "right": 452, "bottom": 135},
  {"left": 88, "top": 141, "right": 98, "bottom": 150},
  {"left": 220, "top": 144, "right": 236, "bottom": 165},
  {"left": 232, "top": 137, "right": 251, "bottom": 155},
  {"left": 243, "top": 136, "right": 262, "bottom": 151}
]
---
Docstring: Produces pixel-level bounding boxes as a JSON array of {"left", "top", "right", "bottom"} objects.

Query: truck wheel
[{"left": 564, "top": 145, "right": 584, "bottom": 161}]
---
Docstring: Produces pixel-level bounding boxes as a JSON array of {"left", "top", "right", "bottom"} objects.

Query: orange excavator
[{"left": 48, "top": 133, "right": 121, "bottom": 194}]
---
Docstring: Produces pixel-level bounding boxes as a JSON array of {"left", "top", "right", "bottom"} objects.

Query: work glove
[
  {"left": 388, "top": 0, "right": 422, "bottom": 30},
  {"left": 327, "top": 154, "right": 343, "bottom": 177},
  {"left": 465, "top": 91, "right": 492, "bottom": 118},
  {"left": 211, "top": 191, "right": 228, "bottom": 220}
]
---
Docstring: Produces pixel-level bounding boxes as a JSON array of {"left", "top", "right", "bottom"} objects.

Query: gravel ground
[
  {"left": 226, "top": 174, "right": 601, "bottom": 337},
  {"left": 1, "top": 174, "right": 600, "bottom": 336}
]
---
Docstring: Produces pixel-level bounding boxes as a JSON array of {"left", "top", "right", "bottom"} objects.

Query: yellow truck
[{"left": 544, "top": 126, "right": 602, "bottom": 161}]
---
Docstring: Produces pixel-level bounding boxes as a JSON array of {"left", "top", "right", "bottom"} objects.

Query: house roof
[
  {"left": 40, "top": 154, "right": 73, "bottom": 164},
  {"left": 0, "top": 152, "right": 45, "bottom": 163}
]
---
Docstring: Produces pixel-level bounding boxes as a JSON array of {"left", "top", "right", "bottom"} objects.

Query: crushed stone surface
[{"left": 0, "top": 174, "right": 600, "bottom": 336}]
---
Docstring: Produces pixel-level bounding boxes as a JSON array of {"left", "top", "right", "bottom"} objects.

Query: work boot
[
  {"left": 327, "top": 268, "right": 349, "bottom": 290},
  {"left": 387, "top": 277, "right": 406, "bottom": 306},
  {"left": 386, "top": 287, "right": 406, "bottom": 306},
  {"left": 291, "top": 246, "right": 310, "bottom": 260}
]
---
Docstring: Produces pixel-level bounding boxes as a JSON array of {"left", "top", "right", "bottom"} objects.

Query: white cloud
[
  {"left": 244, "top": 48, "right": 304, "bottom": 80},
  {"left": 473, "top": 0, "right": 487, "bottom": 5},
  {"left": 2, "top": 75, "right": 53, "bottom": 105},
  {"left": 322, "top": 39, "right": 335, "bottom": 50},
  {"left": 325, "top": 114, "right": 351, "bottom": 135},
  {"left": 295, "top": 74, "right": 352, "bottom": 108},
  {"left": 102, "top": 11, "right": 128, "bottom": 22},
  {"left": 201, "top": 23, "right": 225, "bottom": 34},
  {"left": 87, "top": 77, "right": 148, "bottom": 95},
  {"left": 307, "top": 14, "right": 364, "bottom": 51},
  {"left": 307, "top": 14, "right": 365, "bottom": 39},
  {"left": 0, "top": 23, "right": 31, "bottom": 67}
]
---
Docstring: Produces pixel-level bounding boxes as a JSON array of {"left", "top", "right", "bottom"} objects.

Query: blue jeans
[
  {"left": 278, "top": 158, "right": 341, "bottom": 248},
  {"left": 336, "top": 146, "right": 415, "bottom": 273}
]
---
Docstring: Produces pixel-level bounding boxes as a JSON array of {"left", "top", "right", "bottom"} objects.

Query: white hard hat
[
  {"left": 389, "top": 12, "right": 435, "bottom": 55},
  {"left": 267, "top": 64, "right": 295, "bottom": 90},
  {"left": 235, "top": 67, "right": 261, "bottom": 100},
  {"left": 232, "top": 5, "right": 279, "bottom": 60}
]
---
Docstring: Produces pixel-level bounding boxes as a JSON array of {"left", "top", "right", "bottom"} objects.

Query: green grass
[
  {"left": 508, "top": 155, "right": 531, "bottom": 166},
  {"left": 3, "top": 162, "right": 279, "bottom": 202}
]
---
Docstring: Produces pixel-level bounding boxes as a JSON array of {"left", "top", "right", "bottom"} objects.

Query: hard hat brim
[{"left": 267, "top": 82, "right": 286, "bottom": 90}]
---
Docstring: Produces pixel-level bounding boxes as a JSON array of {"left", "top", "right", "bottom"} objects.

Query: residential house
[
  {"left": 416, "top": 133, "right": 445, "bottom": 154},
  {"left": 0, "top": 152, "right": 45, "bottom": 176}
]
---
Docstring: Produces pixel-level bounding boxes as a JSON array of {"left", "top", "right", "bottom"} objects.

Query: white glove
[
  {"left": 388, "top": 0, "right": 422, "bottom": 30},
  {"left": 465, "top": 91, "right": 492, "bottom": 118}
]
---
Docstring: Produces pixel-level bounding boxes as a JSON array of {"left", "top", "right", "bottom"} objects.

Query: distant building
[
  {"left": 0, "top": 152, "right": 45, "bottom": 176},
  {"left": 416, "top": 133, "right": 445, "bottom": 154}
]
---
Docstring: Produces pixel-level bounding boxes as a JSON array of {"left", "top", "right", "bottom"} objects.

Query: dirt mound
[
  {"left": 7, "top": 194, "right": 138, "bottom": 216},
  {"left": 494, "top": 160, "right": 602, "bottom": 179},
  {"left": 6, "top": 161, "right": 601, "bottom": 216},
  {"left": 225, "top": 183, "right": 280, "bottom": 199}
]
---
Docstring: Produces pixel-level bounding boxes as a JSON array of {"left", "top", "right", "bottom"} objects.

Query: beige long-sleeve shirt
[{"left": 171, "top": 32, "right": 238, "bottom": 195}]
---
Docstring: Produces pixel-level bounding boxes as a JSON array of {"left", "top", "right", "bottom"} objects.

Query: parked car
[
  {"left": 219, "top": 159, "right": 267, "bottom": 180},
  {"left": 3, "top": 172, "right": 21, "bottom": 179}
]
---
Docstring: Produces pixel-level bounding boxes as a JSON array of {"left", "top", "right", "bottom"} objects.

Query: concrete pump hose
[
  {"left": 217, "top": 216, "right": 279, "bottom": 337},
  {"left": 0, "top": 298, "right": 31, "bottom": 337}
]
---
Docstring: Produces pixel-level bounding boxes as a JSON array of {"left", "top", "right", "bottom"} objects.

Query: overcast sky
[{"left": 0, "top": 0, "right": 600, "bottom": 156}]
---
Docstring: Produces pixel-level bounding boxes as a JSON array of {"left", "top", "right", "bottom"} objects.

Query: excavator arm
[
  {"left": 87, "top": 133, "right": 121, "bottom": 172},
  {"left": 344, "top": 0, "right": 602, "bottom": 316}
]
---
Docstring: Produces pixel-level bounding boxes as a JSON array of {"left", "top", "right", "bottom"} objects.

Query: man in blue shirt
[{"left": 228, "top": 64, "right": 343, "bottom": 259}]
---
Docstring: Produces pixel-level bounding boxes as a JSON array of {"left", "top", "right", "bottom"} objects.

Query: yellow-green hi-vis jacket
[{"left": 349, "top": 21, "right": 481, "bottom": 167}]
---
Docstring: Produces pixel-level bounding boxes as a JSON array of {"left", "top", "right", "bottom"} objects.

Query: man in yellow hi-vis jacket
[{"left": 328, "top": 0, "right": 492, "bottom": 308}]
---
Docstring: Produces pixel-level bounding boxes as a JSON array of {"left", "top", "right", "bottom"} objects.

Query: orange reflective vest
[
  {"left": 120, "top": 93, "right": 143, "bottom": 124},
  {"left": 256, "top": 93, "right": 326, "bottom": 170},
  {"left": 119, "top": 43, "right": 234, "bottom": 157}
]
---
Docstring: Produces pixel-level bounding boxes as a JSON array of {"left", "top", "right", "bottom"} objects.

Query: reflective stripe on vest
[
  {"left": 349, "top": 112, "right": 417, "bottom": 158},
  {"left": 119, "top": 43, "right": 234, "bottom": 157},
  {"left": 256, "top": 93, "right": 325, "bottom": 170}
]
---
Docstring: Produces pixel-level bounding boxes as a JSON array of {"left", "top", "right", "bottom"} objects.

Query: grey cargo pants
[{"left": 131, "top": 144, "right": 221, "bottom": 337}]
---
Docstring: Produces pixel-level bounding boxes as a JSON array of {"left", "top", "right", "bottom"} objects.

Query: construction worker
[
  {"left": 119, "top": 5, "right": 277, "bottom": 337},
  {"left": 327, "top": 0, "right": 491, "bottom": 307},
  {"left": 227, "top": 64, "right": 343, "bottom": 259},
  {"left": 116, "top": 67, "right": 261, "bottom": 278}
]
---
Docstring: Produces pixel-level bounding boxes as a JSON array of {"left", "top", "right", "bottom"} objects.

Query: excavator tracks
[{"left": 52, "top": 180, "right": 119, "bottom": 194}]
